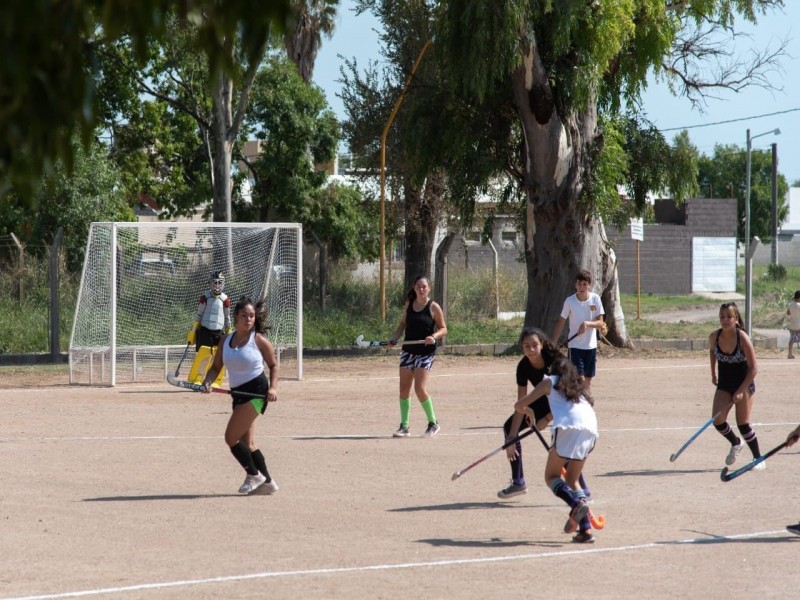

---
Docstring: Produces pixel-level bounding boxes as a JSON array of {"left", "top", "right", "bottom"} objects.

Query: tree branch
[{"left": 659, "top": 20, "right": 787, "bottom": 109}]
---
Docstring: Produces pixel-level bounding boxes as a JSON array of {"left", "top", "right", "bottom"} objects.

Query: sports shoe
[
  {"left": 497, "top": 482, "right": 528, "bottom": 499},
  {"left": 753, "top": 460, "right": 766, "bottom": 471},
  {"left": 572, "top": 531, "right": 595, "bottom": 544},
  {"left": 564, "top": 500, "right": 589, "bottom": 534},
  {"left": 393, "top": 424, "right": 410, "bottom": 438},
  {"left": 424, "top": 422, "right": 440, "bottom": 437},
  {"left": 252, "top": 479, "right": 279, "bottom": 495},
  {"left": 238, "top": 473, "right": 266, "bottom": 494},
  {"left": 786, "top": 523, "right": 800, "bottom": 536},
  {"left": 725, "top": 442, "right": 744, "bottom": 466}
]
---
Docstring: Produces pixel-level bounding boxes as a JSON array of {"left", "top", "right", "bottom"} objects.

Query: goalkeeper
[{"left": 187, "top": 271, "right": 232, "bottom": 385}]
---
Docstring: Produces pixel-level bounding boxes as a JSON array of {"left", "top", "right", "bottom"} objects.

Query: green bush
[{"left": 765, "top": 263, "right": 787, "bottom": 282}]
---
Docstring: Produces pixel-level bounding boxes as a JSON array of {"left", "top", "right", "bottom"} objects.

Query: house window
[{"left": 501, "top": 231, "right": 518, "bottom": 247}]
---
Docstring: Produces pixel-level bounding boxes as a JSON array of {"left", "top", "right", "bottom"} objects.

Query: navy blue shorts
[{"left": 569, "top": 348, "right": 597, "bottom": 378}]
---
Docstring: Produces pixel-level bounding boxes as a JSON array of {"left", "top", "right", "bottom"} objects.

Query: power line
[{"left": 659, "top": 107, "right": 800, "bottom": 132}]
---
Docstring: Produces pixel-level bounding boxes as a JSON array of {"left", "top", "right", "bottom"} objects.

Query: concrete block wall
[{"left": 606, "top": 198, "right": 737, "bottom": 295}]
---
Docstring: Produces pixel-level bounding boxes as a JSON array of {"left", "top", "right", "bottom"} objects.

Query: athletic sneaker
[
  {"left": 497, "top": 482, "right": 528, "bottom": 499},
  {"left": 393, "top": 424, "right": 410, "bottom": 438},
  {"left": 252, "top": 479, "right": 279, "bottom": 495},
  {"left": 238, "top": 473, "right": 266, "bottom": 494},
  {"left": 564, "top": 500, "right": 589, "bottom": 534},
  {"left": 424, "top": 422, "right": 440, "bottom": 437},
  {"left": 753, "top": 460, "right": 766, "bottom": 471},
  {"left": 572, "top": 531, "right": 595, "bottom": 544},
  {"left": 725, "top": 442, "right": 745, "bottom": 466},
  {"left": 786, "top": 523, "right": 800, "bottom": 536}
]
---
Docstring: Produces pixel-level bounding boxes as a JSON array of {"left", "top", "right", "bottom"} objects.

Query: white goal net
[{"left": 69, "top": 222, "right": 302, "bottom": 386}]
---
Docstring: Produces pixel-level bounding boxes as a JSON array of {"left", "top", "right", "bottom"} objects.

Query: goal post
[{"left": 69, "top": 222, "right": 303, "bottom": 386}]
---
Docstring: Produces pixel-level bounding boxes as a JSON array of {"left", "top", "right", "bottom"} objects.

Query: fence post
[
  {"left": 434, "top": 232, "right": 455, "bottom": 347},
  {"left": 49, "top": 227, "right": 64, "bottom": 360},
  {"left": 10, "top": 233, "right": 24, "bottom": 302}
]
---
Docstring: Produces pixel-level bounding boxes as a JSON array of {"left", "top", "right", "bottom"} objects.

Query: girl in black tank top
[
  {"left": 388, "top": 276, "right": 448, "bottom": 438},
  {"left": 707, "top": 302, "right": 762, "bottom": 468}
]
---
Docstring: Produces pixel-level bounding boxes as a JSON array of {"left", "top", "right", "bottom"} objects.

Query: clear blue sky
[{"left": 313, "top": 1, "right": 800, "bottom": 184}]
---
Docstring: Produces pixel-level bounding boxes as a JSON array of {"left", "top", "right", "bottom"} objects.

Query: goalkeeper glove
[{"left": 187, "top": 321, "right": 199, "bottom": 344}]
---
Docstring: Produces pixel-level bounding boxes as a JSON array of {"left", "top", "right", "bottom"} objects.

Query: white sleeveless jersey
[{"left": 222, "top": 331, "right": 264, "bottom": 388}]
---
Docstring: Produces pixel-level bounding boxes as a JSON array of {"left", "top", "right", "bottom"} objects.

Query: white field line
[{"left": 2, "top": 529, "right": 790, "bottom": 600}]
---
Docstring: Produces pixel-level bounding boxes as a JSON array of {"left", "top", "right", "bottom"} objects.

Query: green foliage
[
  {"left": 697, "top": 143, "right": 789, "bottom": 241},
  {"left": 0, "top": 0, "right": 301, "bottom": 203},
  {"left": 0, "top": 259, "right": 78, "bottom": 354},
  {"left": 765, "top": 263, "right": 787, "bottom": 282},
  {"left": 0, "top": 136, "right": 135, "bottom": 271}
]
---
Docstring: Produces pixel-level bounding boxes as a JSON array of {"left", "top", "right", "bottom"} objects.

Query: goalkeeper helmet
[{"left": 210, "top": 271, "right": 225, "bottom": 295}]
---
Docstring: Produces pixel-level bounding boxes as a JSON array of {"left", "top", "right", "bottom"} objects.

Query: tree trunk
[
  {"left": 211, "top": 59, "right": 234, "bottom": 223},
  {"left": 401, "top": 171, "right": 445, "bottom": 290},
  {"left": 513, "top": 37, "right": 632, "bottom": 348}
]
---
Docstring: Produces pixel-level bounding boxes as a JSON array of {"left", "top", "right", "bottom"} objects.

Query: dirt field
[{"left": 2, "top": 350, "right": 799, "bottom": 599}]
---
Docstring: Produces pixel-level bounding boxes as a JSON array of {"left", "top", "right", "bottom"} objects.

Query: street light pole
[{"left": 744, "top": 127, "right": 780, "bottom": 336}]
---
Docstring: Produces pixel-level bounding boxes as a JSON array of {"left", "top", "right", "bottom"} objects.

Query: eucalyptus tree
[{"left": 438, "top": 0, "right": 787, "bottom": 345}]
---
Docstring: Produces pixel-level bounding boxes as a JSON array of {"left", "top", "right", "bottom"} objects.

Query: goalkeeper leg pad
[{"left": 187, "top": 346, "right": 224, "bottom": 386}]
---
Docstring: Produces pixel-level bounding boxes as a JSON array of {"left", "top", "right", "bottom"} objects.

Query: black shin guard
[
  {"left": 251, "top": 449, "right": 272, "bottom": 482},
  {"left": 230, "top": 441, "right": 259, "bottom": 475}
]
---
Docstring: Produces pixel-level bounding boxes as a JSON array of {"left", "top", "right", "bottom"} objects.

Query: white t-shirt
[
  {"left": 547, "top": 375, "right": 598, "bottom": 435},
  {"left": 788, "top": 300, "right": 800, "bottom": 330},
  {"left": 560, "top": 292, "right": 604, "bottom": 350}
]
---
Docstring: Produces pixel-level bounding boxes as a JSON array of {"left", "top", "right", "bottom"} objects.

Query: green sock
[
  {"left": 399, "top": 398, "right": 411, "bottom": 427},
  {"left": 420, "top": 397, "right": 437, "bottom": 424}
]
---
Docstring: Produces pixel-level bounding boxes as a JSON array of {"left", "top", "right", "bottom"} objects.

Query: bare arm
[
  {"left": 428, "top": 301, "right": 448, "bottom": 345},
  {"left": 514, "top": 378, "right": 553, "bottom": 418},
  {"left": 256, "top": 333, "right": 279, "bottom": 402},
  {"left": 734, "top": 330, "right": 758, "bottom": 401},
  {"left": 708, "top": 332, "right": 718, "bottom": 386}
]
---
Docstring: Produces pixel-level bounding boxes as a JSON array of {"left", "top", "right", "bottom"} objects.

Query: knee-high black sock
[
  {"left": 251, "top": 449, "right": 272, "bottom": 482},
  {"left": 504, "top": 416, "right": 525, "bottom": 485},
  {"left": 714, "top": 422, "right": 740, "bottom": 446},
  {"left": 230, "top": 441, "right": 258, "bottom": 475},
  {"left": 738, "top": 423, "right": 761, "bottom": 458}
]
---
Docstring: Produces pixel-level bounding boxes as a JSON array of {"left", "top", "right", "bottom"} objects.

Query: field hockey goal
[{"left": 69, "top": 222, "right": 303, "bottom": 386}]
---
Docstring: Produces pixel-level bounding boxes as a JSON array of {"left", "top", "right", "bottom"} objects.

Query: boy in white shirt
[
  {"left": 551, "top": 270, "right": 605, "bottom": 389},
  {"left": 787, "top": 290, "right": 800, "bottom": 359}
]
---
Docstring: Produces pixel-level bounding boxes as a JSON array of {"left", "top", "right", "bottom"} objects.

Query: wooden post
[
  {"left": 10, "top": 232, "right": 24, "bottom": 302},
  {"left": 636, "top": 239, "right": 641, "bottom": 320},
  {"left": 49, "top": 227, "right": 64, "bottom": 360}
]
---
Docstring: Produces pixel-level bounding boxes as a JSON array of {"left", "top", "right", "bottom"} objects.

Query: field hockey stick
[
  {"left": 174, "top": 342, "right": 191, "bottom": 377},
  {"left": 531, "top": 423, "right": 606, "bottom": 529},
  {"left": 451, "top": 428, "right": 537, "bottom": 481},
  {"left": 720, "top": 441, "right": 788, "bottom": 482},
  {"left": 670, "top": 406, "right": 729, "bottom": 463},
  {"left": 353, "top": 334, "right": 428, "bottom": 348},
  {"left": 165, "top": 373, "right": 266, "bottom": 399}
]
